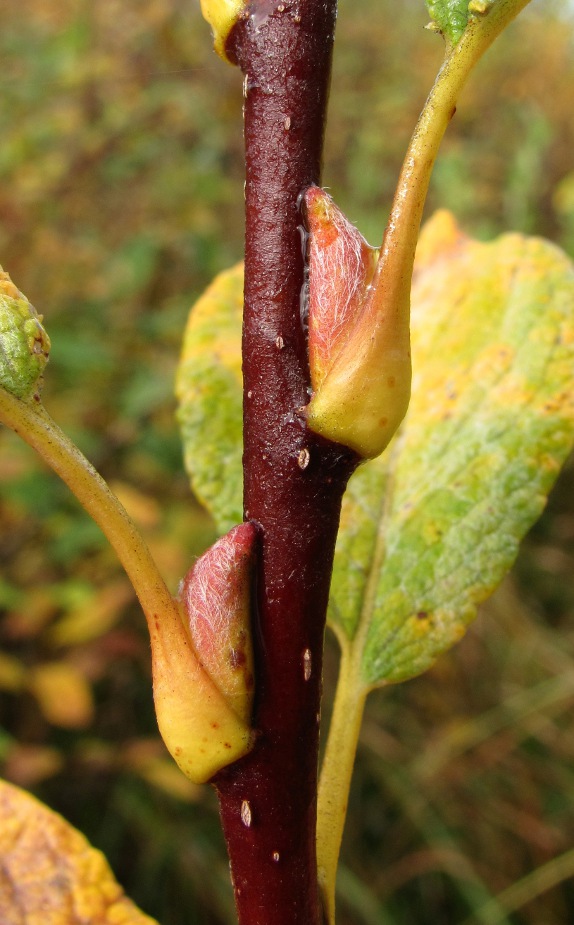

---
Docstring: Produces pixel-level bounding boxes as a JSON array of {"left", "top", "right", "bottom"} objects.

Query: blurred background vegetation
[{"left": 1, "top": 0, "right": 574, "bottom": 922}]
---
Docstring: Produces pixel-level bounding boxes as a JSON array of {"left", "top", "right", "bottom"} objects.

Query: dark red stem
[{"left": 212, "top": 2, "right": 357, "bottom": 925}]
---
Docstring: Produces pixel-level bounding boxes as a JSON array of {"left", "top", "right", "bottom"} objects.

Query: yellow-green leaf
[
  {"left": 426, "top": 0, "right": 471, "bottom": 43},
  {"left": 176, "top": 263, "right": 243, "bottom": 533},
  {"left": 48, "top": 579, "right": 134, "bottom": 646},
  {"left": 174, "top": 214, "right": 574, "bottom": 691},
  {"left": 332, "top": 210, "right": 574, "bottom": 687},
  {"left": 0, "top": 778, "right": 158, "bottom": 925}
]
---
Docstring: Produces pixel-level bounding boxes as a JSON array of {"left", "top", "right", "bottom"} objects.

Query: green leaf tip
[
  {"left": 200, "top": 0, "right": 248, "bottom": 62},
  {"left": 0, "top": 267, "right": 50, "bottom": 402},
  {"left": 426, "top": 0, "right": 496, "bottom": 46}
]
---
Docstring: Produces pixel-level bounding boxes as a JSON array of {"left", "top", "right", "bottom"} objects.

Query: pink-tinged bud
[
  {"left": 304, "top": 189, "right": 411, "bottom": 460},
  {"left": 152, "top": 523, "right": 257, "bottom": 784},
  {"left": 179, "top": 522, "right": 256, "bottom": 725},
  {"left": 305, "top": 187, "right": 379, "bottom": 391}
]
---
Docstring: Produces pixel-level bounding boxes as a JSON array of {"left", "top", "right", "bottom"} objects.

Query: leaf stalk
[
  {"left": 0, "top": 391, "right": 174, "bottom": 632},
  {"left": 317, "top": 640, "right": 368, "bottom": 925}
]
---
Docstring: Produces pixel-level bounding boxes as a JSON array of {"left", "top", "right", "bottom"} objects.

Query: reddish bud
[
  {"left": 152, "top": 523, "right": 257, "bottom": 784},
  {"left": 304, "top": 188, "right": 411, "bottom": 459},
  {"left": 305, "top": 186, "right": 379, "bottom": 390},
  {"left": 179, "top": 522, "right": 256, "bottom": 724}
]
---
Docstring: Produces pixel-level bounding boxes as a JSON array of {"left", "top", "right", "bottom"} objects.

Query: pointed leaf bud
[
  {"left": 305, "top": 187, "right": 379, "bottom": 391},
  {"left": 0, "top": 267, "right": 50, "bottom": 402},
  {"left": 152, "top": 523, "right": 257, "bottom": 784},
  {"left": 304, "top": 192, "right": 411, "bottom": 460},
  {"left": 200, "top": 0, "right": 248, "bottom": 63},
  {"left": 179, "top": 522, "right": 256, "bottom": 725}
]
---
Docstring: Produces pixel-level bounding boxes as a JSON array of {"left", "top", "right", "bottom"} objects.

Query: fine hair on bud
[
  {"left": 152, "top": 522, "right": 257, "bottom": 784},
  {"left": 304, "top": 186, "right": 379, "bottom": 391},
  {"left": 179, "top": 521, "right": 256, "bottom": 724},
  {"left": 303, "top": 189, "right": 412, "bottom": 460}
]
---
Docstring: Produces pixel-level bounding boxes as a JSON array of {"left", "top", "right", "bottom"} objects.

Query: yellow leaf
[
  {"left": 122, "top": 739, "right": 202, "bottom": 801},
  {"left": 0, "top": 652, "right": 26, "bottom": 692},
  {"left": 108, "top": 481, "right": 162, "bottom": 529},
  {"left": 48, "top": 580, "right": 134, "bottom": 647},
  {"left": 199, "top": 0, "right": 248, "bottom": 62},
  {"left": 0, "top": 779, "right": 158, "bottom": 925},
  {"left": 28, "top": 662, "right": 94, "bottom": 729}
]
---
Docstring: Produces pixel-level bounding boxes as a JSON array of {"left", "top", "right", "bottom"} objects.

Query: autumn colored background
[{"left": 1, "top": 0, "right": 574, "bottom": 923}]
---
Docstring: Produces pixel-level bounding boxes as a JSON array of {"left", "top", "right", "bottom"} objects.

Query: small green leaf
[
  {"left": 426, "top": 0, "right": 498, "bottom": 45},
  {"left": 426, "top": 0, "right": 471, "bottom": 43},
  {"left": 331, "top": 210, "right": 574, "bottom": 687},
  {"left": 0, "top": 268, "right": 50, "bottom": 402},
  {"left": 176, "top": 262, "right": 243, "bottom": 532}
]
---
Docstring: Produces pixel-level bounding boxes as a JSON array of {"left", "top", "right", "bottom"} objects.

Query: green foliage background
[{"left": 1, "top": 1, "right": 574, "bottom": 923}]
